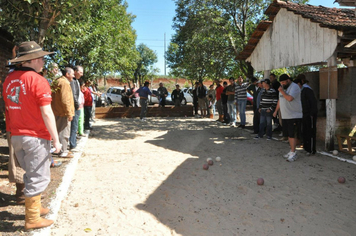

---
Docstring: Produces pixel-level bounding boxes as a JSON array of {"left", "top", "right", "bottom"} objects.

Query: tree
[
  {"left": 168, "top": 0, "right": 309, "bottom": 79},
  {"left": 134, "top": 44, "right": 158, "bottom": 86},
  {"left": 0, "top": 0, "right": 88, "bottom": 46},
  {"left": 0, "top": 0, "right": 139, "bottom": 84}
]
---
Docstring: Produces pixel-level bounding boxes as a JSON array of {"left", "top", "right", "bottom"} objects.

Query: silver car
[{"left": 105, "top": 87, "right": 126, "bottom": 105}]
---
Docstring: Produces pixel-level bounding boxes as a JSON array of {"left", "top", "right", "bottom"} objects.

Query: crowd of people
[
  {"left": 2, "top": 40, "right": 318, "bottom": 231},
  {"left": 190, "top": 74, "right": 317, "bottom": 162}
]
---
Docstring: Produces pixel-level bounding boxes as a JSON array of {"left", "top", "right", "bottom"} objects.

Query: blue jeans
[
  {"left": 259, "top": 109, "right": 273, "bottom": 138},
  {"left": 227, "top": 100, "right": 236, "bottom": 123},
  {"left": 238, "top": 100, "right": 247, "bottom": 125},
  {"left": 69, "top": 109, "right": 81, "bottom": 149}
]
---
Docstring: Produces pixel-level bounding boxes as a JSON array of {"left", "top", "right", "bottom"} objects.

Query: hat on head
[
  {"left": 144, "top": 81, "right": 150, "bottom": 86},
  {"left": 9, "top": 41, "right": 54, "bottom": 63},
  {"left": 261, "top": 78, "right": 271, "bottom": 85},
  {"left": 279, "top": 74, "right": 290, "bottom": 82}
]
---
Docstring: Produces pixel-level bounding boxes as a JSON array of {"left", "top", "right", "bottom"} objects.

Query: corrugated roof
[{"left": 237, "top": 0, "right": 356, "bottom": 60}]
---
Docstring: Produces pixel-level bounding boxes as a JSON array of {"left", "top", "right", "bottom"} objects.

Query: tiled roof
[
  {"left": 237, "top": 0, "right": 356, "bottom": 60},
  {"left": 334, "top": 0, "right": 356, "bottom": 7},
  {"left": 265, "top": 0, "right": 356, "bottom": 30}
]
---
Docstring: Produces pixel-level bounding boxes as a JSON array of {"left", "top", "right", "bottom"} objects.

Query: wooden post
[
  {"left": 264, "top": 70, "right": 270, "bottom": 79},
  {"left": 325, "top": 54, "right": 337, "bottom": 151}
]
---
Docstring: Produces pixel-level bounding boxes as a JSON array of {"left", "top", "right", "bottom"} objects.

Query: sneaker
[
  {"left": 231, "top": 123, "right": 236, "bottom": 127},
  {"left": 266, "top": 136, "right": 272, "bottom": 140},
  {"left": 254, "top": 136, "right": 260, "bottom": 140},
  {"left": 70, "top": 147, "right": 80, "bottom": 152},
  {"left": 287, "top": 152, "right": 297, "bottom": 162},
  {"left": 59, "top": 152, "right": 74, "bottom": 158},
  {"left": 283, "top": 151, "right": 292, "bottom": 158}
]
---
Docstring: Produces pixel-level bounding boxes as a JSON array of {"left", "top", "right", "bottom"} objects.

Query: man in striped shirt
[
  {"left": 234, "top": 76, "right": 249, "bottom": 128},
  {"left": 254, "top": 79, "right": 278, "bottom": 140}
]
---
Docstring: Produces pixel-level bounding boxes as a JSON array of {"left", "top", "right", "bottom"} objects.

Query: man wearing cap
[
  {"left": 254, "top": 79, "right": 278, "bottom": 140},
  {"left": 3, "top": 41, "right": 61, "bottom": 230},
  {"left": 135, "top": 81, "right": 156, "bottom": 120},
  {"left": 157, "top": 82, "right": 168, "bottom": 107},
  {"left": 171, "top": 84, "right": 183, "bottom": 107},
  {"left": 273, "top": 74, "right": 302, "bottom": 162},
  {"left": 51, "top": 67, "right": 75, "bottom": 158}
]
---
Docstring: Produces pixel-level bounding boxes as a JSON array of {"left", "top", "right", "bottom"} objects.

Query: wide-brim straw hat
[{"left": 9, "top": 41, "right": 55, "bottom": 63}]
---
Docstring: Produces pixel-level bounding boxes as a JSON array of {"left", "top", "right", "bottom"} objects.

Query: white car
[
  {"left": 105, "top": 87, "right": 128, "bottom": 105},
  {"left": 149, "top": 89, "right": 192, "bottom": 105}
]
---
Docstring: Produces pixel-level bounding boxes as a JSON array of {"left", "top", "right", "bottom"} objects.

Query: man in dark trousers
[
  {"left": 247, "top": 77, "right": 260, "bottom": 134},
  {"left": 192, "top": 82, "right": 199, "bottom": 117},
  {"left": 171, "top": 84, "right": 184, "bottom": 107},
  {"left": 121, "top": 85, "right": 131, "bottom": 107},
  {"left": 157, "top": 82, "right": 168, "bottom": 107},
  {"left": 221, "top": 81, "right": 230, "bottom": 124},
  {"left": 294, "top": 74, "right": 318, "bottom": 155}
]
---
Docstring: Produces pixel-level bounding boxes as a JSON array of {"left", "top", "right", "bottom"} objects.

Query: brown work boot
[
  {"left": 15, "top": 183, "right": 25, "bottom": 205},
  {"left": 24, "top": 195, "right": 54, "bottom": 231},
  {"left": 40, "top": 206, "right": 50, "bottom": 216}
]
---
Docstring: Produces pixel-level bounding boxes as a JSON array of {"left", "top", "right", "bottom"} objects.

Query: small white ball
[
  {"left": 215, "top": 156, "right": 221, "bottom": 162},
  {"left": 206, "top": 158, "right": 213, "bottom": 162},
  {"left": 353, "top": 156, "right": 356, "bottom": 161},
  {"left": 332, "top": 150, "right": 338, "bottom": 155}
]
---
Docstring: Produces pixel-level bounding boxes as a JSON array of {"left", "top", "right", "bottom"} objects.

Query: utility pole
[{"left": 164, "top": 33, "right": 166, "bottom": 76}]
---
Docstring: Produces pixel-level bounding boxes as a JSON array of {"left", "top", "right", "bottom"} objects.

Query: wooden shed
[{"left": 237, "top": 0, "right": 356, "bottom": 151}]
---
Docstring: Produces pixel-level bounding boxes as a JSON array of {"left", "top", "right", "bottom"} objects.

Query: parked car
[
  {"left": 149, "top": 89, "right": 193, "bottom": 105},
  {"left": 105, "top": 87, "right": 131, "bottom": 105}
]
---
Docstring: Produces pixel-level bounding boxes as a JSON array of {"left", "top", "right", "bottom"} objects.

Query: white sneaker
[
  {"left": 283, "top": 151, "right": 292, "bottom": 158},
  {"left": 231, "top": 123, "right": 236, "bottom": 127},
  {"left": 287, "top": 152, "right": 297, "bottom": 162}
]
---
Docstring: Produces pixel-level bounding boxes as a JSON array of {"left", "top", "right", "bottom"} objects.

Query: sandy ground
[{"left": 45, "top": 113, "right": 356, "bottom": 236}]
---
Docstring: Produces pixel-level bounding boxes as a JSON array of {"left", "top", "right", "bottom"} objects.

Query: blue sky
[{"left": 126, "top": 0, "right": 343, "bottom": 76}]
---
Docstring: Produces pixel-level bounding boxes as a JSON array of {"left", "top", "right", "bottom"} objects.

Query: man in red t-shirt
[
  {"left": 3, "top": 41, "right": 61, "bottom": 231},
  {"left": 215, "top": 79, "right": 225, "bottom": 122}
]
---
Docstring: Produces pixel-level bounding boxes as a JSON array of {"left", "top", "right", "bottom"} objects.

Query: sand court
[{"left": 51, "top": 117, "right": 356, "bottom": 236}]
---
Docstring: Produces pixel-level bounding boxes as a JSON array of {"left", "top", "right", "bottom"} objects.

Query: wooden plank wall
[
  {"left": 95, "top": 106, "right": 194, "bottom": 119},
  {"left": 247, "top": 8, "right": 338, "bottom": 71}
]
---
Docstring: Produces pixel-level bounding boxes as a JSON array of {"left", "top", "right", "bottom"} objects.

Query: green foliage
[
  {"left": 168, "top": 0, "right": 310, "bottom": 80},
  {"left": 0, "top": 0, "right": 139, "bottom": 81},
  {"left": 134, "top": 43, "right": 158, "bottom": 86}
]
